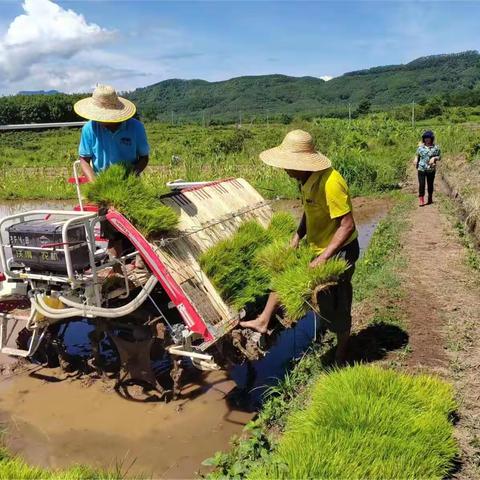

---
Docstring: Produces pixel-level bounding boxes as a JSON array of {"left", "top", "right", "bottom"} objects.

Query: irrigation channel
[{"left": 0, "top": 197, "right": 389, "bottom": 478}]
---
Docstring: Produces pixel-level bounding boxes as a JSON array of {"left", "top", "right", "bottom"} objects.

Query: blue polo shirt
[{"left": 78, "top": 119, "right": 150, "bottom": 173}]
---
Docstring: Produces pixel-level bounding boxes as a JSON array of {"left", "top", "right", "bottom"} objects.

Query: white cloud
[
  {"left": 320, "top": 75, "right": 333, "bottom": 82},
  {"left": 0, "top": 0, "right": 114, "bottom": 85}
]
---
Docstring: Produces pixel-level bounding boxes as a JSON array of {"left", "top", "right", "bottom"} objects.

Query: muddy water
[
  {"left": 0, "top": 200, "right": 74, "bottom": 218},
  {"left": 0, "top": 196, "right": 390, "bottom": 479}
]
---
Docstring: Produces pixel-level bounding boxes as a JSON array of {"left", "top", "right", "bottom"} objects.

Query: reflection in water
[{"left": 231, "top": 312, "right": 319, "bottom": 409}]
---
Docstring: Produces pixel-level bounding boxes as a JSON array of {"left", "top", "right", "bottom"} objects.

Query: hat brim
[
  {"left": 259, "top": 146, "right": 332, "bottom": 172},
  {"left": 74, "top": 96, "right": 136, "bottom": 123}
]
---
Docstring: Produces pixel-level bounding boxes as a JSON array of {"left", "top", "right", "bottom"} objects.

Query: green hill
[
  {"left": 128, "top": 51, "right": 480, "bottom": 121},
  {"left": 1, "top": 51, "right": 480, "bottom": 125}
]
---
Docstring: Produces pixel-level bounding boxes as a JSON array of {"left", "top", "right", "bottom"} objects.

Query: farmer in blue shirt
[
  {"left": 74, "top": 84, "right": 150, "bottom": 182},
  {"left": 74, "top": 85, "right": 150, "bottom": 259},
  {"left": 413, "top": 130, "right": 441, "bottom": 206}
]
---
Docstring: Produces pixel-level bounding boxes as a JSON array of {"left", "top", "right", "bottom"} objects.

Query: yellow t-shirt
[{"left": 301, "top": 167, "right": 358, "bottom": 253}]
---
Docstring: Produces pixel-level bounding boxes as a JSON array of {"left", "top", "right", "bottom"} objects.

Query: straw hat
[
  {"left": 260, "top": 129, "right": 332, "bottom": 171},
  {"left": 74, "top": 84, "right": 136, "bottom": 123}
]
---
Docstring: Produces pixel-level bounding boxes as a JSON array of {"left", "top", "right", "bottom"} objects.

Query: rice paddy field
[{"left": 0, "top": 116, "right": 477, "bottom": 201}]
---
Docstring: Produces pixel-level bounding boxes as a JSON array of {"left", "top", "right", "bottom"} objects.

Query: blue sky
[{"left": 0, "top": 0, "right": 479, "bottom": 94}]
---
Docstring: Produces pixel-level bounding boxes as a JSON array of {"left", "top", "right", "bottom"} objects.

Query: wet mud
[{"left": 0, "top": 196, "right": 390, "bottom": 478}]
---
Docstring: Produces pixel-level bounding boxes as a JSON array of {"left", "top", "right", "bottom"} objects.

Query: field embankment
[{"left": 441, "top": 153, "right": 480, "bottom": 248}]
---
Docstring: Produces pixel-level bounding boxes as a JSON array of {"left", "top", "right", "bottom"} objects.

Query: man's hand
[
  {"left": 134, "top": 155, "right": 149, "bottom": 175},
  {"left": 310, "top": 254, "right": 327, "bottom": 268},
  {"left": 290, "top": 233, "right": 301, "bottom": 249},
  {"left": 79, "top": 157, "right": 96, "bottom": 183},
  {"left": 412, "top": 157, "right": 418, "bottom": 167}
]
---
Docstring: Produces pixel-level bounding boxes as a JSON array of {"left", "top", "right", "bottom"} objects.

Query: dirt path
[{"left": 399, "top": 185, "right": 480, "bottom": 479}]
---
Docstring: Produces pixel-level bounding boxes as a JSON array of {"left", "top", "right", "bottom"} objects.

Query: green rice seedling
[
  {"left": 249, "top": 365, "right": 458, "bottom": 480},
  {"left": 126, "top": 200, "right": 179, "bottom": 238},
  {"left": 83, "top": 164, "right": 178, "bottom": 237},
  {"left": 0, "top": 445, "right": 123, "bottom": 479},
  {"left": 266, "top": 211, "right": 297, "bottom": 238},
  {"left": 200, "top": 220, "right": 272, "bottom": 309},
  {"left": 271, "top": 257, "right": 348, "bottom": 322},
  {"left": 201, "top": 211, "right": 348, "bottom": 319},
  {"left": 254, "top": 240, "right": 297, "bottom": 276}
]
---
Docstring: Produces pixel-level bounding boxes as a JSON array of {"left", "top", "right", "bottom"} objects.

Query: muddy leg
[
  {"left": 88, "top": 323, "right": 106, "bottom": 374},
  {"left": 170, "top": 358, "right": 183, "bottom": 400}
]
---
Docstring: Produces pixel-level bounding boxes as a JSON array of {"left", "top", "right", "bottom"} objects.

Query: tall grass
[{"left": 249, "top": 365, "right": 458, "bottom": 480}]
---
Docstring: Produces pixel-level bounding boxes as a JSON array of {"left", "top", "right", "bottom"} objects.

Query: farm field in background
[{"left": 0, "top": 116, "right": 478, "bottom": 201}]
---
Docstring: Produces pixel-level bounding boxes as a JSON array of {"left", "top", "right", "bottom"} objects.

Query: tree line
[{"left": 0, "top": 94, "right": 86, "bottom": 124}]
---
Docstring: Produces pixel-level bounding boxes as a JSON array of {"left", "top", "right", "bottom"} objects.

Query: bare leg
[
  {"left": 335, "top": 330, "right": 350, "bottom": 365},
  {"left": 239, "top": 292, "right": 279, "bottom": 334}
]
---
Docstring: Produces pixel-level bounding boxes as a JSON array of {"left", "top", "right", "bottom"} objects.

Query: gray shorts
[{"left": 316, "top": 238, "right": 360, "bottom": 334}]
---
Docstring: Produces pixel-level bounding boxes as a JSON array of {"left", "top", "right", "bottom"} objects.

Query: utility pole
[
  {"left": 202, "top": 111, "right": 206, "bottom": 128},
  {"left": 348, "top": 103, "right": 352, "bottom": 124},
  {"left": 239, "top": 111, "right": 242, "bottom": 127},
  {"left": 266, "top": 111, "right": 269, "bottom": 127},
  {"left": 411, "top": 101, "right": 415, "bottom": 128}
]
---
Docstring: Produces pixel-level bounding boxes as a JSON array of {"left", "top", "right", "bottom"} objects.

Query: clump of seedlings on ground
[
  {"left": 249, "top": 364, "right": 458, "bottom": 480},
  {"left": 200, "top": 212, "right": 348, "bottom": 323},
  {"left": 84, "top": 164, "right": 179, "bottom": 237}
]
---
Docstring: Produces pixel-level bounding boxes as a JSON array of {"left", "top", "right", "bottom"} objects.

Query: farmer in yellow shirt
[{"left": 240, "top": 130, "right": 359, "bottom": 363}]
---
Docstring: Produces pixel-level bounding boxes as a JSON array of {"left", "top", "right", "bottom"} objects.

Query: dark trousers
[
  {"left": 418, "top": 170, "right": 436, "bottom": 198},
  {"left": 316, "top": 238, "right": 360, "bottom": 334}
]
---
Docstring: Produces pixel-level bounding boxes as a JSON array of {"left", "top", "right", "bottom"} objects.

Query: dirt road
[{"left": 395, "top": 183, "right": 480, "bottom": 479}]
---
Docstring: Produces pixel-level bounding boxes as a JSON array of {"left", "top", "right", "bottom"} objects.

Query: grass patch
[
  {"left": 353, "top": 192, "right": 413, "bottom": 302},
  {"left": 249, "top": 365, "right": 458, "bottom": 480},
  {"left": 199, "top": 213, "right": 348, "bottom": 320},
  {"left": 0, "top": 444, "right": 122, "bottom": 479},
  {"left": 1, "top": 116, "right": 459, "bottom": 201},
  {"left": 83, "top": 164, "right": 178, "bottom": 237}
]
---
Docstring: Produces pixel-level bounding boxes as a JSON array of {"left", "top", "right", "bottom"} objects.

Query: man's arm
[
  {"left": 310, "top": 212, "right": 356, "bottom": 267},
  {"left": 291, "top": 213, "right": 306, "bottom": 249},
  {"left": 79, "top": 156, "right": 95, "bottom": 182},
  {"left": 134, "top": 155, "right": 149, "bottom": 175}
]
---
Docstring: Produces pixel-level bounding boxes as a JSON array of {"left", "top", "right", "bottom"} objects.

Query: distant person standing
[{"left": 413, "top": 130, "right": 441, "bottom": 206}]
